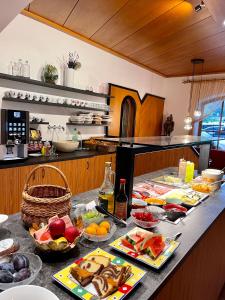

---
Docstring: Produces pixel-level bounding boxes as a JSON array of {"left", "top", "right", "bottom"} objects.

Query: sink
[{"left": 52, "top": 140, "right": 79, "bottom": 152}]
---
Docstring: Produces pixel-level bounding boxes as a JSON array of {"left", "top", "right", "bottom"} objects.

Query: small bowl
[
  {"left": 0, "top": 285, "right": 59, "bottom": 300},
  {"left": 83, "top": 220, "right": 116, "bottom": 242},
  {"left": 0, "top": 252, "right": 42, "bottom": 290},
  {"left": 131, "top": 209, "right": 160, "bottom": 229},
  {"left": 0, "top": 215, "right": 8, "bottom": 227}
]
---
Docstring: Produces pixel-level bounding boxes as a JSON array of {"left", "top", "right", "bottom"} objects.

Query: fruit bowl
[
  {"left": 29, "top": 215, "right": 82, "bottom": 253},
  {"left": 0, "top": 252, "right": 42, "bottom": 290},
  {"left": 131, "top": 209, "right": 160, "bottom": 229},
  {"left": 83, "top": 219, "right": 117, "bottom": 242}
]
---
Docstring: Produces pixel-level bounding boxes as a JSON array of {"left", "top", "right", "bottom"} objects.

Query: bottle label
[
  {"left": 99, "top": 196, "right": 108, "bottom": 211},
  {"left": 115, "top": 202, "right": 127, "bottom": 220}
]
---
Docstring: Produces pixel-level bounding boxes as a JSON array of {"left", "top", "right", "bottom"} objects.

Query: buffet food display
[{"left": 0, "top": 165, "right": 223, "bottom": 299}]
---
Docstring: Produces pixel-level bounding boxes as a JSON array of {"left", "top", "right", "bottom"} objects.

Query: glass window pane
[
  {"left": 201, "top": 100, "right": 223, "bottom": 149},
  {"left": 218, "top": 102, "right": 225, "bottom": 150}
]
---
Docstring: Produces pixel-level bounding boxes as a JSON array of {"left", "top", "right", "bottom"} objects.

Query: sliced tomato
[{"left": 121, "top": 239, "right": 134, "bottom": 250}]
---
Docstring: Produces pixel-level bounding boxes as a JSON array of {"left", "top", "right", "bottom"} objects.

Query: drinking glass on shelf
[
  {"left": 12, "top": 62, "right": 19, "bottom": 76},
  {"left": 8, "top": 61, "right": 13, "bottom": 75},
  {"left": 23, "top": 60, "right": 30, "bottom": 78},
  {"left": 17, "top": 59, "right": 23, "bottom": 76}
]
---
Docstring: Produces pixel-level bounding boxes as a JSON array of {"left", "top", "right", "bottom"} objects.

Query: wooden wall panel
[
  {"left": 138, "top": 96, "right": 164, "bottom": 136},
  {"left": 152, "top": 210, "right": 225, "bottom": 300},
  {"left": 108, "top": 84, "right": 165, "bottom": 137},
  {"left": 108, "top": 85, "right": 142, "bottom": 137},
  {"left": 134, "top": 147, "right": 199, "bottom": 176}
]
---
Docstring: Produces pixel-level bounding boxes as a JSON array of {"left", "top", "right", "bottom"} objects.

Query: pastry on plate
[
  {"left": 87, "top": 255, "right": 111, "bottom": 268},
  {"left": 70, "top": 266, "right": 93, "bottom": 287},
  {"left": 92, "top": 275, "right": 117, "bottom": 299},
  {"left": 79, "top": 260, "right": 104, "bottom": 275}
]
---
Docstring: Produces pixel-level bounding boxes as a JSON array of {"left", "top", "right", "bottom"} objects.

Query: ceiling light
[
  {"left": 223, "top": 20, "right": 225, "bottom": 26},
  {"left": 195, "top": 1, "right": 205, "bottom": 12}
]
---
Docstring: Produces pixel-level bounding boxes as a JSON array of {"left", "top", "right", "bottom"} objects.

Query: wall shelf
[
  {"left": 2, "top": 97, "right": 110, "bottom": 113},
  {"left": 0, "top": 73, "right": 111, "bottom": 99},
  {"left": 30, "top": 122, "right": 49, "bottom": 125},
  {"left": 66, "top": 123, "right": 108, "bottom": 127}
]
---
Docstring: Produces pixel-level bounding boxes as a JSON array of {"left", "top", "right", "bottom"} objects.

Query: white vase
[{"left": 64, "top": 68, "right": 75, "bottom": 88}]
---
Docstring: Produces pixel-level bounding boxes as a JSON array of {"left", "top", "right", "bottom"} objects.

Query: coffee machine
[{"left": 0, "top": 109, "right": 29, "bottom": 161}]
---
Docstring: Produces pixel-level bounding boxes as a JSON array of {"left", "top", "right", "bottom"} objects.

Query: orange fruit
[
  {"left": 85, "top": 226, "right": 97, "bottom": 235},
  {"left": 89, "top": 223, "right": 98, "bottom": 229},
  {"left": 96, "top": 226, "right": 108, "bottom": 236},
  {"left": 99, "top": 221, "right": 110, "bottom": 232}
]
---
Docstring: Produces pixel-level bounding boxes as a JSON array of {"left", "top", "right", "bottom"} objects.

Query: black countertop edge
[{"left": 0, "top": 150, "right": 115, "bottom": 169}]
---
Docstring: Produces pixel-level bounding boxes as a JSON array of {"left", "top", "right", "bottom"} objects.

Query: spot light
[{"left": 195, "top": 1, "right": 205, "bottom": 12}]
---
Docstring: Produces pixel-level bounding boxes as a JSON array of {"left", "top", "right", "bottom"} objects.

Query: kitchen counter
[
  {"left": 0, "top": 149, "right": 114, "bottom": 169},
  {"left": 3, "top": 168, "right": 225, "bottom": 299}
]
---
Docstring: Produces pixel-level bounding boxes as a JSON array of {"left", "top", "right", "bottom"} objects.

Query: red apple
[
  {"left": 64, "top": 226, "right": 80, "bottom": 243},
  {"left": 49, "top": 219, "right": 65, "bottom": 239}
]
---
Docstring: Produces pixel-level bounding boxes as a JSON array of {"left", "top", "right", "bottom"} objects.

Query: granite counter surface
[{"left": 3, "top": 168, "right": 225, "bottom": 299}]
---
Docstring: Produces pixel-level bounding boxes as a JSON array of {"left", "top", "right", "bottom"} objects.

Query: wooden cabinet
[
  {"left": 0, "top": 153, "right": 116, "bottom": 215},
  {"left": 134, "top": 147, "right": 199, "bottom": 177}
]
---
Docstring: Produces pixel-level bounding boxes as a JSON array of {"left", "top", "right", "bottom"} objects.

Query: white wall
[
  {"left": 164, "top": 77, "right": 190, "bottom": 135},
  {"left": 0, "top": 14, "right": 166, "bottom": 141}
]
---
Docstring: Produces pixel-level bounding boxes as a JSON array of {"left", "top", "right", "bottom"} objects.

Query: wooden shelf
[
  {"left": 0, "top": 72, "right": 111, "bottom": 98},
  {"left": 66, "top": 123, "right": 108, "bottom": 127},
  {"left": 30, "top": 122, "right": 49, "bottom": 125},
  {"left": 2, "top": 97, "right": 110, "bottom": 113}
]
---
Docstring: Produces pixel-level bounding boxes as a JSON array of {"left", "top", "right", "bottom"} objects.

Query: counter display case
[{"left": 98, "top": 135, "right": 214, "bottom": 214}]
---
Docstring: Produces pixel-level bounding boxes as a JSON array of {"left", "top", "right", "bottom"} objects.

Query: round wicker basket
[{"left": 21, "top": 164, "right": 72, "bottom": 227}]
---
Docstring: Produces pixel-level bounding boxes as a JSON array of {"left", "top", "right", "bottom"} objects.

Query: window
[{"left": 200, "top": 100, "right": 225, "bottom": 150}]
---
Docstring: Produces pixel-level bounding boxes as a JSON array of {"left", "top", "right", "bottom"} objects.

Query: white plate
[
  {"left": 0, "top": 285, "right": 59, "bottom": 300},
  {"left": 28, "top": 153, "right": 42, "bottom": 157},
  {"left": 0, "top": 214, "right": 8, "bottom": 225}
]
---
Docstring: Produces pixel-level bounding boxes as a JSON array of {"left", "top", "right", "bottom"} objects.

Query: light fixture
[
  {"left": 184, "top": 58, "right": 204, "bottom": 131},
  {"left": 223, "top": 20, "right": 225, "bottom": 26},
  {"left": 193, "top": 58, "right": 204, "bottom": 118},
  {"left": 195, "top": 1, "right": 205, "bottom": 12},
  {"left": 184, "top": 124, "right": 192, "bottom": 131},
  {"left": 184, "top": 116, "right": 193, "bottom": 124},
  {"left": 193, "top": 110, "right": 202, "bottom": 118}
]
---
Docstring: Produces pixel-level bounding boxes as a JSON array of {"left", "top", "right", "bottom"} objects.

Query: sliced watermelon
[
  {"left": 121, "top": 238, "right": 134, "bottom": 250},
  {"left": 144, "top": 235, "right": 165, "bottom": 259}
]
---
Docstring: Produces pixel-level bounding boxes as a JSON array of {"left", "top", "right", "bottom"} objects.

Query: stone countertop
[
  {"left": 0, "top": 149, "right": 114, "bottom": 169},
  {"left": 3, "top": 168, "right": 225, "bottom": 300}
]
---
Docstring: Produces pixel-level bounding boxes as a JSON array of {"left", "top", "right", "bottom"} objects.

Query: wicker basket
[{"left": 21, "top": 164, "right": 72, "bottom": 227}]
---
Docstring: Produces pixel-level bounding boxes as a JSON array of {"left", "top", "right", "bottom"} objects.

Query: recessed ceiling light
[
  {"left": 223, "top": 20, "right": 225, "bottom": 26},
  {"left": 195, "top": 1, "right": 205, "bottom": 12}
]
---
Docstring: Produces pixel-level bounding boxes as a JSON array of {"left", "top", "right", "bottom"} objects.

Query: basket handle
[{"left": 24, "top": 164, "right": 70, "bottom": 192}]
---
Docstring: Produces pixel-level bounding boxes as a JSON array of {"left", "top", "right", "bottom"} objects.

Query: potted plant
[
  {"left": 64, "top": 51, "right": 81, "bottom": 88},
  {"left": 42, "top": 64, "right": 58, "bottom": 84}
]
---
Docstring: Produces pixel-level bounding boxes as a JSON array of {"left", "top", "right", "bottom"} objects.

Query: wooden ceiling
[{"left": 23, "top": 0, "right": 225, "bottom": 77}]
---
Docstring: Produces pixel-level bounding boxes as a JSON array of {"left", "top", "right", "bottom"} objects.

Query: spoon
[
  {"left": 95, "top": 206, "right": 127, "bottom": 226},
  {"left": 209, "top": 179, "right": 225, "bottom": 186},
  {"left": 165, "top": 232, "right": 182, "bottom": 243}
]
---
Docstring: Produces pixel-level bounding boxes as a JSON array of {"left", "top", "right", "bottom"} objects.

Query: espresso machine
[{"left": 0, "top": 109, "right": 29, "bottom": 161}]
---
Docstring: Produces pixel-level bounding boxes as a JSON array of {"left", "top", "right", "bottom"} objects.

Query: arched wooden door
[{"left": 120, "top": 96, "right": 136, "bottom": 137}]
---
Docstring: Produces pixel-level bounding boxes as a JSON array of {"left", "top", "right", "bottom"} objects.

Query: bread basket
[{"left": 21, "top": 165, "right": 72, "bottom": 227}]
